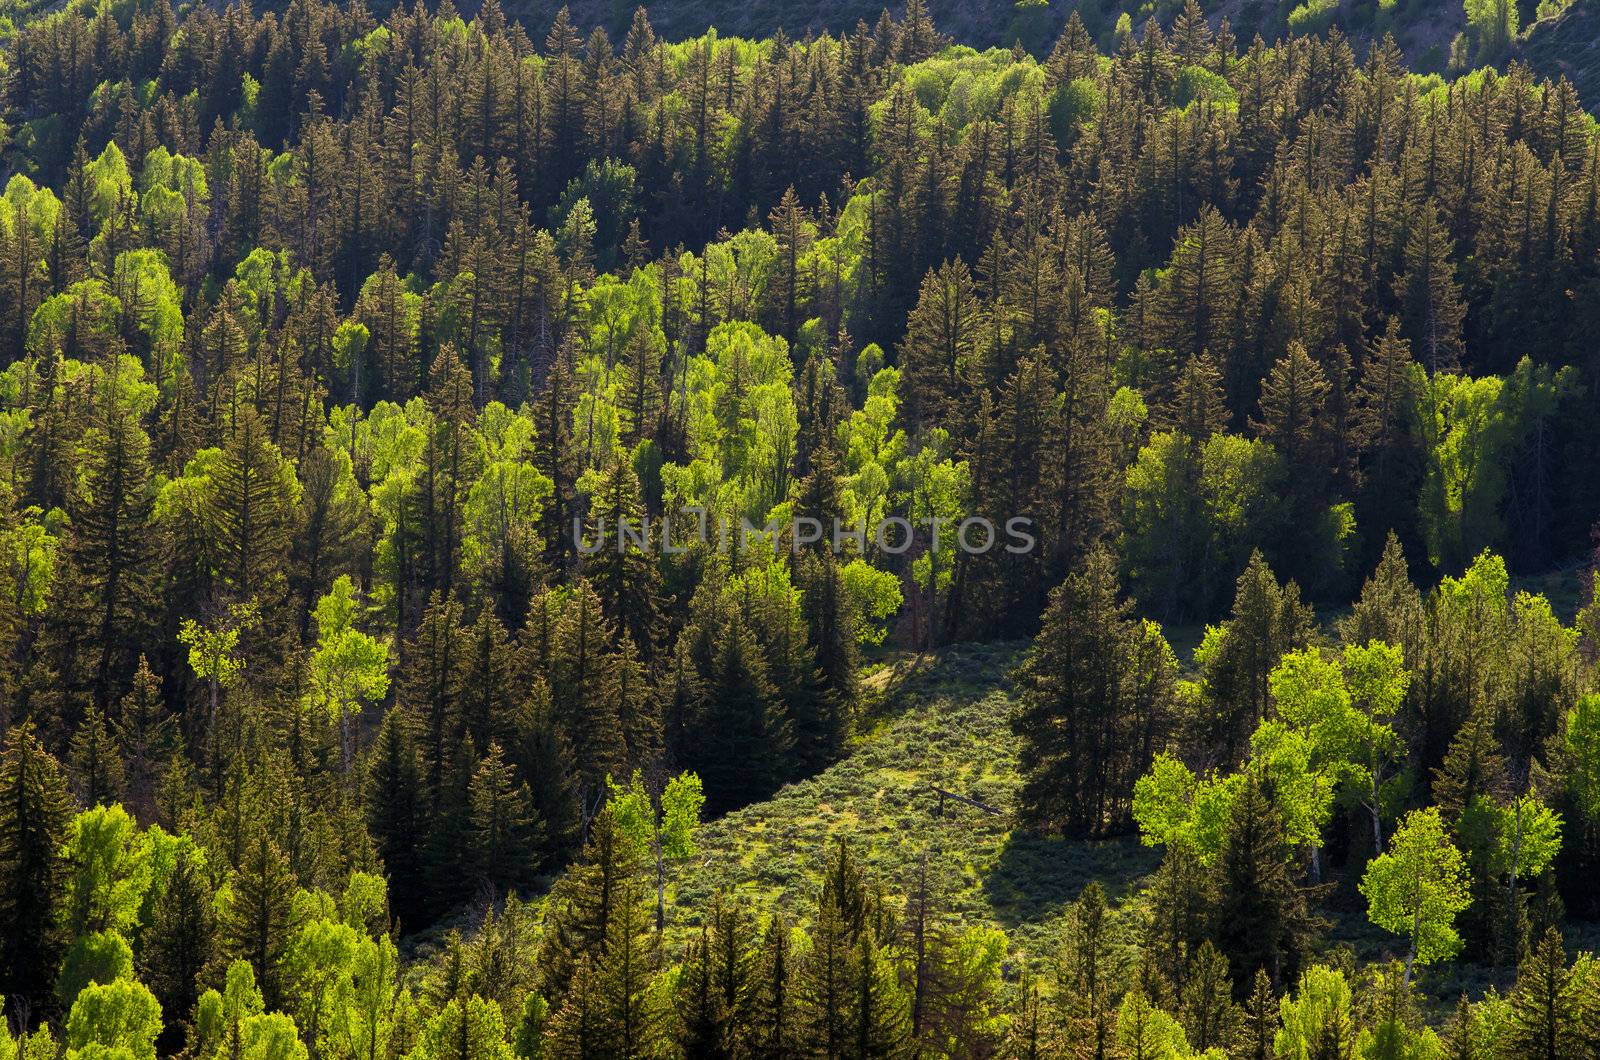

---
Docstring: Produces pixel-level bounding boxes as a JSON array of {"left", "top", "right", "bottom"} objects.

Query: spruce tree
[
  {"left": 460, "top": 608, "right": 519, "bottom": 756},
  {"left": 399, "top": 592, "right": 468, "bottom": 796},
  {"left": 1395, "top": 202, "right": 1466, "bottom": 374},
  {"left": 582, "top": 458, "right": 663, "bottom": 662},
  {"left": 899, "top": 260, "right": 985, "bottom": 431},
  {"left": 748, "top": 912, "right": 798, "bottom": 1059},
  {"left": 1191, "top": 552, "right": 1314, "bottom": 767},
  {"left": 548, "top": 580, "right": 628, "bottom": 798},
  {"left": 1239, "top": 969, "right": 1280, "bottom": 1060},
  {"left": 205, "top": 402, "right": 297, "bottom": 664},
  {"left": 537, "top": 806, "right": 645, "bottom": 1003},
  {"left": 467, "top": 741, "right": 543, "bottom": 895},
  {"left": 1504, "top": 928, "right": 1580, "bottom": 1060},
  {"left": 49, "top": 370, "right": 158, "bottom": 712},
  {"left": 67, "top": 706, "right": 125, "bottom": 807},
  {"left": 691, "top": 614, "right": 793, "bottom": 813},
  {"left": 1014, "top": 548, "right": 1177, "bottom": 838},
  {"left": 141, "top": 846, "right": 216, "bottom": 1046},
  {"left": 1352, "top": 322, "right": 1423, "bottom": 560},
  {"left": 0, "top": 724, "right": 71, "bottom": 1012},
  {"left": 367, "top": 709, "right": 427, "bottom": 930},
  {"left": 220, "top": 827, "right": 298, "bottom": 1011},
  {"left": 1213, "top": 775, "right": 1319, "bottom": 994}
]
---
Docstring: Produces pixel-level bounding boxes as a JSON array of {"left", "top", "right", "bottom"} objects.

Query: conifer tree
[
  {"left": 112, "top": 658, "right": 174, "bottom": 823},
  {"left": 582, "top": 458, "right": 663, "bottom": 661},
  {"left": 1353, "top": 322, "right": 1422, "bottom": 557},
  {"left": 689, "top": 614, "right": 793, "bottom": 813},
  {"left": 548, "top": 580, "right": 629, "bottom": 798},
  {"left": 1213, "top": 775, "right": 1319, "bottom": 994},
  {"left": 899, "top": 260, "right": 985, "bottom": 430},
  {"left": 367, "top": 708, "right": 427, "bottom": 930},
  {"left": 747, "top": 911, "right": 798, "bottom": 1059},
  {"left": 1014, "top": 548, "right": 1177, "bottom": 838},
  {"left": 1191, "top": 552, "right": 1314, "bottom": 766},
  {"left": 1158, "top": 207, "right": 1239, "bottom": 390},
  {"left": 141, "top": 846, "right": 216, "bottom": 1041},
  {"left": 1239, "top": 969, "right": 1280, "bottom": 1060},
  {"left": 220, "top": 827, "right": 299, "bottom": 1011},
  {"left": 1165, "top": 353, "right": 1230, "bottom": 441},
  {"left": 0, "top": 724, "right": 71, "bottom": 1011},
  {"left": 207, "top": 402, "right": 296, "bottom": 625},
  {"left": 1395, "top": 203, "right": 1466, "bottom": 374},
  {"left": 50, "top": 368, "right": 158, "bottom": 711},
  {"left": 460, "top": 608, "right": 519, "bottom": 756},
  {"left": 467, "top": 742, "right": 543, "bottom": 895},
  {"left": 1504, "top": 928, "right": 1580, "bottom": 1060},
  {"left": 617, "top": 328, "right": 663, "bottom": 450},
  {"left": 537, "top": 806, "right": 645, "bottom": 1003},
  {"left": 400, "top": 592, "right": 468, "bottom": 796},
  {"left": 424, "top": 735, "right": 480, "bottom": 914},
  {"left": 676, "top": 892, "right": 757, "bottom": 1058},
  {"left": 67, "top": 706, "right": 125, "bottom": 807},
  {"left": 1058, "top": 881, "right": 1119, "bottom": 1059},
  {"left": 534, "top": 344, "right": 581, "bottom": 576}
]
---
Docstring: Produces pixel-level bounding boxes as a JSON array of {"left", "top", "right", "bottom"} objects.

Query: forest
[{"left": 3, "top": 0, "right": 1600, "bottom": 1054}]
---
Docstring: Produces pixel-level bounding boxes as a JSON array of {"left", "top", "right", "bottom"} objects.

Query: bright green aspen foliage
[
  {"left": 608, "top": 770, "right": 705, "bottom": 931},
  {"left": 196, "top": 961, "right": 307, "bottom": 1060},
  {"left": 1137, "top": 644, "right": 1407, "bottom": 874},
  {"left": 1132, "top": 754, "right": 1242, "bottom": 864},
  {"left": 1355, "top": 962, "right": 1446, "bottom": 1060},
  {"left": 1275, "top": 966, "right": 1355, "bottom": 1060},
  {"left": 1115, "top": 988, "right": 1210, "bottom": 1059},
  {"left": 839, "top": 559, "right": 903, "bottom": 646},
  {"left": 283, "top": 916, "right": 361, "bottom": 1058},
  {"left": 303, "top": 576, "right": 391, "bottom": 772},
  {"left": 6, "top": 509, "right": 59, "bottom": 617},
  {"left": 0, "top": 1000, "right": 58, "bottom": 1060},
  {"left": 57, "top": 930, "right": 135, "bottom": 1003},
  {"left": 179, "top": 601, "right": 258, "bottom": 736},
  {"left": 414, "top": 995, "right": 514, "bottom": 1060},
  {"left": 1360, "top": 807, "right": 1472, "bottom": 983},
  {"left": 904, "top": 429, "right": 969, "bottom": 646},
  {"left": 1341, "top": 641, "right": 1408, "bottom": 852},
  {"left": 329, "top": 933, "right": 411, "bottom": 1060},
  {"left": 60, "top": 805, "right": 152, "bottom": 939},
  {"left": 1560, "top": 693, "right": 1600, "bottom": 821},
  {"left": 839, "top": 365, "right": 907, "bottom": 531},
  {"left": 1252, "top": 648, "right": 1353, "bottom": 874},
  {"left": 277, "top": 877, "right": 413, "bottom": 1060},
  {"left": 64, "top": 977, "right": 163, "bottom": 1060},
  {"left": 1458, "top": 792, "right": 1563, "bottom": 882}
]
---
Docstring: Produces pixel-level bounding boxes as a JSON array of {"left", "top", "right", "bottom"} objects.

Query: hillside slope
[
  {"left": 663, "top": 643, "right": 1160, "bottom": 963},
  {"left": 1519, "top": 0, "right": 1600, "bottom": 107}
]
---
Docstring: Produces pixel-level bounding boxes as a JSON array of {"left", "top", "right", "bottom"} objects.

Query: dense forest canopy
[{"left": 4, "top": 0, "right": 1600, "bottom": 1055}]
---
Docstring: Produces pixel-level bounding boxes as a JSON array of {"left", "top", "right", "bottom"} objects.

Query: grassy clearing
[{"left": 664, "top": 640, "right": 1160, "bottom": 963}]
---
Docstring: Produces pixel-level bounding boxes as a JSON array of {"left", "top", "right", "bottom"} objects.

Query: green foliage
[
  {"left": 1360, "top": 808, "right": 1471, "bottom": 975},
  {"left": 1275, "top": 966, "right": 1355, "bottom": 1060},
  {"left": 64, "top": 977, "right": 162, "bottom": 1060},
  {"left": 303, "top": 576, "right": 390, "bottom": 770},
  {"left": 1417, "top": 361, "right": 1576, "bottom": 570},
  {"left": 608, "top": 770, "right": 705, "bottom": 862},
  {"left": 2, "top": 2, "right": 1600, "bottom": 1053}
]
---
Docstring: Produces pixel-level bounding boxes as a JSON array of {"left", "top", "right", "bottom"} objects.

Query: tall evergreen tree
[
  {"left": 0, "top": 724, "right": 71, "bottom": 1014},
  {"left": 219, "top": 827, "right": 299, "bottom": 1011},
  {"left": 1014, "top": 548, "right": 1177, "bottom": 838},
  {"left": 1213, "top": 775, "right": 1320, "bottom": 995}
]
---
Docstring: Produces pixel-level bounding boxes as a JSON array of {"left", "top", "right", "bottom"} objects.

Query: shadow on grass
[{"left": 982, "top": 831, "right": 1161, "bottom": 931}]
